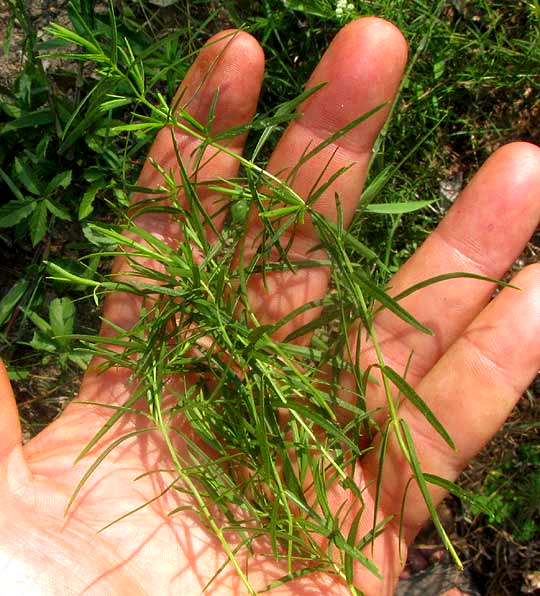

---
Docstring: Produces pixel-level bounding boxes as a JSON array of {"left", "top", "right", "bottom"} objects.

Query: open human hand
[{"left": 1, "top": 17, "right": 540, "bottom": 596}]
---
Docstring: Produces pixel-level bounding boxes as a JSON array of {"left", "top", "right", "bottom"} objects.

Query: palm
[
  {"left": 8, "top": 384, "right": 388, "bottom": 595},
  {"left": 2, "top": 18, "right": 540, "bottom": 596},
  {"left": 6, "top": 398, "right": 179, "bottom": 595}
]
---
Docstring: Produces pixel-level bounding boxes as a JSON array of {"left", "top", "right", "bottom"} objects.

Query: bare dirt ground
[{"left": 0, "top": 1, "right": 74, "bottom": 86}]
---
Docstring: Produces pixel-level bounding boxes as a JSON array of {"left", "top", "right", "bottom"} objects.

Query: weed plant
[{"left": 0, "top": 0, "right": 210, "bottom": 387}]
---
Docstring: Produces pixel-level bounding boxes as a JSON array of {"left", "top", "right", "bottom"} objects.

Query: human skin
[{"left": 1, "top": 17, "right": 540, "bottom": 596}]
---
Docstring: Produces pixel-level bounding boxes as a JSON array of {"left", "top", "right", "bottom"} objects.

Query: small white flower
[{"left": 336, "top": 0, "right": 354, "bottom": 19}]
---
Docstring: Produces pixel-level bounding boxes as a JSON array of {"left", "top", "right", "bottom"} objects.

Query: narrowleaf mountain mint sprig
[{"left": 48, "top": 122, "right": 510, "bottom": 594}]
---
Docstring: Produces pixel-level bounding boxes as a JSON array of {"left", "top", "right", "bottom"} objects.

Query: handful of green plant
[{"left": 49, "top": 19, "right": 457, "bottom": 588}]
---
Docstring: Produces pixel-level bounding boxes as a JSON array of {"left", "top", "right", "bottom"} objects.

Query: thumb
[
  {"left": 0, "top": 359, "right": 22, "bottom": 459},
  {"left": 0, "top": 359, "right": 32, "bottom": 495}
]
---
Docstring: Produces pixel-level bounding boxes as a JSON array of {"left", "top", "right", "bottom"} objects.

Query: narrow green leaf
[
  {"left": 98, "top": 477, "right": 180, "bottom": 534},
  {"left": 391, "top": 272, "right": 518, "bottom": 304},
  {"left": 21, "top": 307, "right": 51, "bottom": 334},
  {"left": 288, "top": 104, "right": 386, "bottom": 181},
  {"left": 400, "top": 419, "right": 463, "bottom": 569},
  {"left": 246, "top": 324, "right": 273, "bottom": 347},
  {"left": 0, "top": 109, "right": 54, "bottom": 134},
  {"left": 30, "top": 201, "right": 48, "bottom": 246},
  {"left": 59, "top": 78, "right": 116, "bottom": 151},
  {"left": 82, "top": 223, "right": 118, "bottom": 247},
  {"left": 0, "top": 167, "right": 25, "bottom": 201},
  {"left": 66, "top": 427, "right": 156, "bottom": 514},
  {"left": 364, "top": 116, "right": 447, "bottom": 210},
  {"left": 67, "top": 351, "right": 92, "bottom": 370},
  {"left": 365, "top": 200, "right": 435, "bottom": 214},
  {"left": 175, "top": 108, "right": 207, "bottom": 134},
  {"left": 423, "top": 473, "right": 487, "bottom": 509},
  {"left": 0, "top": 198, "right": 35, "bottom": 227},
  {"left": 14, "top": 157, "right": 42, "bottom": 195},
  {"left": 381, "top": 365, "right": 455, "bottom": 450},
  {"left": 29, "top": 330, "right": 57, "bottom": 353},
  {"left": 250, "top": 82, "right": 326, "bottom": 161},
  {"left": 109, "top": 122, "right": 162, "bottom": 134},
  {"left": 75, "top": 389, "right": 146, "bottom": 464},
  {"left": 85, "top": 223, "right": 174, "bottom": 264},
  {"left": 360, "top": 165, "right": 393, "bottom": 205},
  {"left": 46, "top": 261, "right": 101, "bottom": 287},
  {"left": 345, "top": 508, "right": 363, "bottom": 584},
  {"left": 312, "top": 213, "right": 385, "bottom": 267},
  {"left": 0, "top": 278, "right": 30, "bottom": 327},
  {"left": 355, "top": 269, "right": 433, "bottom": 335},
  {"left": 45, "top": 170, "right": 72, "bottom": 194},
  {"left": 79, "top": 181, "right": 102, "bottom": 220},
  {"left": 45, "top": 199, "right": 71, "bottom": 221},
  {"left": 282, "top": 300, "right": 336, "bottom": 342},
  {"left": 259, "top": 205, "right": 300, "bottom": 219},
  {"left": 99, "top": 96, "right": 132, "bottom": 111},
  {"left": 108, "top": 0, "right": 118, "bottom": 66},
  {"left": 372, "top": 422, "right": 392, "bottom": 553},
  {"left": 286, "top": 401, "right": 363, "bottom": 453},
  {"left": 260, "top": 565, "right": 329, "bottom": 593},
  {"left": 47, "top": 22, "right": 100, "bottom": 54},
  {"left": 332, "top": 531, "right": 382, "bottom": 578},
  {"left": 49, "top": 297, "right": 76, "bottom": 345}
]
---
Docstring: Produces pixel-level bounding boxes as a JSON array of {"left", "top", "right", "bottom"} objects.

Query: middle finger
[{"left": 245, "top": 18, "right": 408, "bottom": 337}]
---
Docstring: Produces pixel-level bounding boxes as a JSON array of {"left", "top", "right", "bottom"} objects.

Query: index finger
[{"left": 101, "top": 30, "right": 265, "bottom": 337}]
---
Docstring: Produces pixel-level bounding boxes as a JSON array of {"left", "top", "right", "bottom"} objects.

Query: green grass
[{"left": 1, "top": 0, "right": 540, "bottom": 593}]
